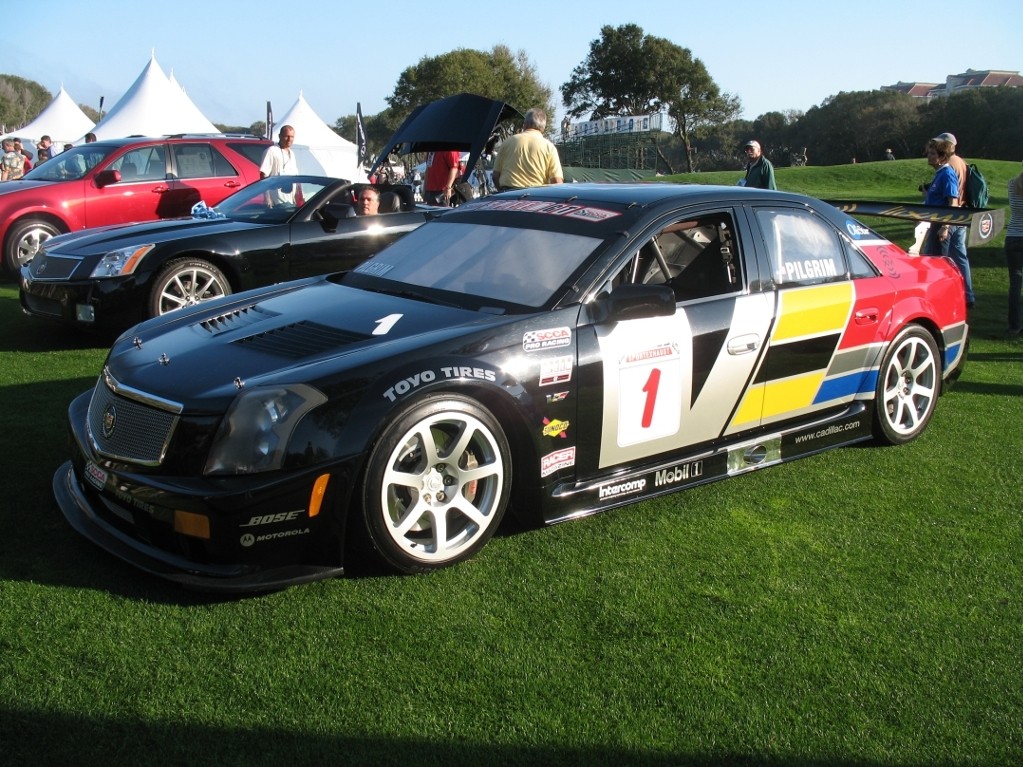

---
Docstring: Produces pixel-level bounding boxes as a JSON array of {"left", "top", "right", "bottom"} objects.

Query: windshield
[
  {"left": 347, "top": 221, "right": 602, "bottom": 309},
  {"left": 24, "top": 145, "right": 114, "bottom": 181},
  {"left": 201, "top": 178, "right": 333, "bottom": 224}
]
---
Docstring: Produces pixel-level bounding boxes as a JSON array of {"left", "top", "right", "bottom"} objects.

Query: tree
[
  {"left": 0, "top": 75, "right": 51, "bottom": 132},
  {"left": 561, "top": 24, "right": 661, "bottom": 119},
  {"left": 561, "top": 25, "right": 741, "bottom": 173},
  {"left": 385, "top": 46, "right": 554, "bottom": 132},
  {"left": 917, "top": 87, "right": 1023, "bottom": 161},
  {"left": 790, "top": 90, "right": 920, "bottom": 165},
  {"left": 334, "top": 110, "right": 395, "bottom": 163},
  {"left": 79, "top": 103, "right": 101, "bottom": 124}
]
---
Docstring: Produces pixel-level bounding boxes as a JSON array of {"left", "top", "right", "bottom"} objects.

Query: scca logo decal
[{"left": 523, "top": 327, "right": 571, "bottom": 352}]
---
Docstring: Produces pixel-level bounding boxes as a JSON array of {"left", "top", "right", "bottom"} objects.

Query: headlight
[
  {"left": 88, "top": 244, "right": 155, "bottom": 278},
  {"left": 205, "top": 384, "right": 327, "bottom": 475}
]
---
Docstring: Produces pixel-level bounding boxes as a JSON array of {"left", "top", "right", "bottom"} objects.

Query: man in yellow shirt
[{"left": 492, "top": 108, "right": 563, "bottom": 191}]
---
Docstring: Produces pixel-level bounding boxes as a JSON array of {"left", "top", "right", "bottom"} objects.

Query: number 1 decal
[
  {"left": 617, "top": 343, "right": 681, "bottom": 447},
  {"left": 373, "top": 313, "right": 403, "bottom": 335},
  {"left": 641, "top": 368, "right": 661, "bottom": 428}
]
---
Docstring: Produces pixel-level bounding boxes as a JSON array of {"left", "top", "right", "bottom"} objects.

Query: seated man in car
[{"left": 356, "top": 187, "right": 380, "bottom": 216}]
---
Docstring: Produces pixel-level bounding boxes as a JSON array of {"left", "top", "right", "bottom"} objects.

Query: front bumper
[
  {"left": 54, "top": 461, "right": 343, "bottom": 592},
  {"left": 54, "top": 390, "right": 353, "bottom": 593},
  {"left": 20, "top": 271, "right": 148, "bottom": 328}
]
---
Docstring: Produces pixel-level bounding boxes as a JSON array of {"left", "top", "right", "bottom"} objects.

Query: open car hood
[{"left": 369, "top": 93, "right": 523, "bottom": 183}]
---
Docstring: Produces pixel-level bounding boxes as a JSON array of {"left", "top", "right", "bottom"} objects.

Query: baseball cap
[
  {"left": 933, "top": 132, "right": 957, "bottom": 145},
  {"left": 744, "top": 140, "right": 761, "bottom": 151}
]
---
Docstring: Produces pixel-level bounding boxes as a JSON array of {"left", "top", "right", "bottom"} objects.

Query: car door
[
  {"left": 285, "top": 199, "right": 425, "bottom": 280},
  {"left": 732, "top": 205, "right": 895, "bottom": 430},
  {"left": 575, "top": 208, "right": 774, "bottom": 477},
  {"left": 165, "top": 142, "right": 246, "bottom": 216},
  {"left": 83, "top": 144, "right": 171, "bottom": 228}
]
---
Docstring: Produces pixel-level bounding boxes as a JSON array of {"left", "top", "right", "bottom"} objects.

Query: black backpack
[{"left": 965, "top": 163, "right": 989, "bottom": 208}]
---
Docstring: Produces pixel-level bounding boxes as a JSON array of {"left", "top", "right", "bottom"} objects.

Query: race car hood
[
  {"left": 103, "top": 276, "right": 514, "bottom": 411},
  {"left": 42, "top": 217, "right": 267, "bottom": 256},
  {"left": 369, "top": 93, "right": 523, "bottom": 184}
]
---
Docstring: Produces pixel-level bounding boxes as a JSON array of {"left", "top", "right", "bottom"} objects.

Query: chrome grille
[
  {"left": 27, "top": 252, "right": 84, "bottom": 280},
  {"left": 87, "top": 373, "right": 182, "bottom": 466}
]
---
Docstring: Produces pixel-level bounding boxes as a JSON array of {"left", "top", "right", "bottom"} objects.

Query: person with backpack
[
  {"left": 931, "top": 133, "right": 975, "bottom": 308},
  {"left": 1005, "top": 162, "right": 1023, "bottom": 337}
]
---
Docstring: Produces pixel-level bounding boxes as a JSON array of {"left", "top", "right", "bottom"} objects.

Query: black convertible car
[
  {"left": 20, "top": 92, "right": 522, "bottom": 329},
  {"left": 19, "top": 175, "right": 429, "bottom": 328},
  {"left": 53, "top": 183, "right": 969, "bottom": 592}
]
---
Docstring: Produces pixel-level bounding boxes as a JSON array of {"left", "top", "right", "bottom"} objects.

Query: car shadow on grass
[{"left": 1, "top": 710, "right": 913, "bottom": 767}]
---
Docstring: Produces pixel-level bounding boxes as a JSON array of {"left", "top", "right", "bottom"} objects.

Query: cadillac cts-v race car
[{"left": 53, "top": 183, "right": 969, "bottom": 592}]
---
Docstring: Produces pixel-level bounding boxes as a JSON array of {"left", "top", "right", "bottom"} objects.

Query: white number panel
[{"left": 615, "top": 340, "right": 683, "bottom": 446}]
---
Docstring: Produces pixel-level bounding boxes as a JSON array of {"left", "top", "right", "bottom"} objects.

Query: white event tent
[
  {"left": 275, "top": 93, "right": 363, "bottom": 181},
  {"left": 85, "top": 53, "right": 218, "bottom": 141},
  {"left": 14, "top": 86, "right": 94, "bottom": 147}
]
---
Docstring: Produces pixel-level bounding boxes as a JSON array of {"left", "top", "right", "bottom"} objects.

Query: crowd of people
[{"left": 1, "top": 131, "right": 96, "bottom": 181}]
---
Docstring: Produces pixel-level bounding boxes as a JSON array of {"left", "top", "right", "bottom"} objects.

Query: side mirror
[
  {"left": 589, "top": 283, "right": 676, "bottom": 324},
  {"left": 94, "top": 169, "right": 121, "bottom": 188}
]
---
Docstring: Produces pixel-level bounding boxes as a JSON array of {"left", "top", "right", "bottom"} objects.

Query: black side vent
[
  {"left": 233, "top": 321, "right": 369, "bottom": 358},
  {"left": 198, "top": 304, "right": 280, "bottom": 335}
]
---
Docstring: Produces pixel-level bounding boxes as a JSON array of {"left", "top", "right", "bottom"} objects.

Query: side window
[
  {"left": 612, "top": 213, "right": 742, "bottom": 302},
  {"left": 111, "top": 147, "right": 163, "bottom": 182},
  {"left": 227, "top": 141, "right": 269, "bottom": 168},
  {"left": 211, "top": 146, "right": 239, "bottom": 177},
  {"left": 844, "top": 238, "right": 881, "bottom": 279},
  {"left": 755, "top": 208, "right": 847, "bottom": 287},
  {"left": 171, "top": 143, "right": 237, "bottom": 179}
]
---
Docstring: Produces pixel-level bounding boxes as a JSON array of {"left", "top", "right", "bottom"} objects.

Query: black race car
[{"left": 53, "top": 183, "right": 969, "bottom": 592}]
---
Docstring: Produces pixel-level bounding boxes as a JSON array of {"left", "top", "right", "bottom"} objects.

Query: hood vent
[
  {"left": 198, "top": 303, "right": 280, "bottom": 335},
  {"left": 233, "top": 320, "right": 369, "bottom": 358}
]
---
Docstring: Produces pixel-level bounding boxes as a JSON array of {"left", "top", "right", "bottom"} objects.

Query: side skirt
[{"left": 545, "top": 402, "right": 873, "bottom": 524}]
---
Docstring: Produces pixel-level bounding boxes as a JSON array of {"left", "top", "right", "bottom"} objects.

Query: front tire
[
  {"left": 148, "top": 257, "right": 230, "bottom": 318},
  {"left": 362, "top": 395, "right": 511, "bottom": 573},
  {"left": 5, "top": 218, "right": 62, "bottom": 273},
  {"left": 872, "top": 325, "right": 941, "bottom": 445}
]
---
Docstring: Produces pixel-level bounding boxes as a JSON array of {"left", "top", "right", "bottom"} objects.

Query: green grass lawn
[{"left": 2, "top": 164, "right": 1022, "bottom": 765}]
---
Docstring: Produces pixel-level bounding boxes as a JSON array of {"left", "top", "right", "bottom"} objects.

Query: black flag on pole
[{"left": 356, "top": 102, "right": 367, "bottom": 168}]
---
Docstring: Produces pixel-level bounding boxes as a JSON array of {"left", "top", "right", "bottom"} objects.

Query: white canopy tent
[
  {"left": 13, "top": 86, "right": 94, "bottom": 147},
  {"left": 275, "top": 93, "right": 363, "bottom": 181},
  {"left": 85, "top": 54, "right": 218, "bottom": 141}
]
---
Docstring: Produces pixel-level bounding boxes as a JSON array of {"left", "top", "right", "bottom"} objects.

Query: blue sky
[{"left": 3, "top": 0, "right": 1018, "bottom": 131}]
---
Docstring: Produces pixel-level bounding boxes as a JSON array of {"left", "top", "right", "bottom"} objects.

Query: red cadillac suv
[{"left": 0, "top": 135, "right": 270, "bottom": 274}]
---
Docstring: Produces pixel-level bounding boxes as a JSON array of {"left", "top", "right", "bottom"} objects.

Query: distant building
[{"left": 882, "top": 69, "right": 1022, "bottom": 100}]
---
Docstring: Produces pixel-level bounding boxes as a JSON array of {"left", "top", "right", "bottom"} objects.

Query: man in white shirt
[{"left": 260, "top": 125, "right": 299, "bottom": 205}]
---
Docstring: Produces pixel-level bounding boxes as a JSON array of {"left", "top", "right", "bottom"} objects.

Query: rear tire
[
  {"left": 872, "top": 325, "right": 940, "bottom": 445},
  {"left": 361, "top": 395, "right": 511, "bottom": 573},
  {"left": 147, "top": 257, "right": 230, "bottom": 318}
]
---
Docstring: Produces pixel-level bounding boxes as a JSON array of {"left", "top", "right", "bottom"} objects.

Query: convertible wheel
[
  {"left": 873, "top": 325, "right": 941, "bottom": 445},
  {"left": 5, "top": 218, "right": 62, "bottom": 273},
  {"left": 148, "top": 258, "right": 230, "bottom": 318},
  {"left": 363, "top": 395, "right": 511, "bottom": 573}
]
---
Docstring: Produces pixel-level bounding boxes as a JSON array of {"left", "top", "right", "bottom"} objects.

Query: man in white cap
[
  {"left": 934, "top": 131, "right": 974, "bottom": 307},
  {"left": 743, "top": 140, "right": 776, "bottom": 189}
]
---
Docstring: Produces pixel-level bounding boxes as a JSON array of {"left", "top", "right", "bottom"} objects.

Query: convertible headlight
[
  {"left": 88, "top": 244, "right": 155, "bottom": 278},
  {"left": 205, "top": 384, "right": 327, "bottom": 475}
]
